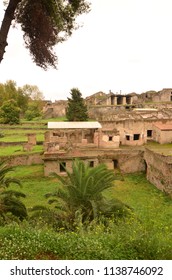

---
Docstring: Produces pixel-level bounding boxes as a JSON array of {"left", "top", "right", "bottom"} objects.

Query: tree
[
  {"left": 21, "top": 84, "right": 44, "bottom": 101},
  {"left": 21, "top": 84, "right": 44, "bottom": 119},
  {"left": 16, "top": 86, "right": 30, "bottom": 115},
  {"left": 25, "top": 102, "right": 42, "bottom": 120},
  {"left": 45, "top": 159, "right": 130, "bottom": 228},
  {"left": 66, "top": 88, "right": 88, "bottom": 121},
  {"left": 0, "top": 161, "right": 27, "bottom": 222},
  {"left": 0, "top": 99, "right": 21, "bottom": 124},
  {"left": 0, "top": 81, "right": 43, "bottom": 116},
  {"left": 0, "top": 0, "right": 90, "bottom": 69}
]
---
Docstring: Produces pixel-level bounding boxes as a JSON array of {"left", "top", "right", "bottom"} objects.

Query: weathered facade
[
  {"left": 42, "top": 88, "right": 172, "bottom": 119},
  {"left": 42, "top": 88, "right": 172, "bottom": 195},
  {"left": 43, "top": 100, "right": 67, "bottom": 118},
  {"left": 43, "top": 118, "right": 172, "bottom": 195},
  {"left": 144, "top": 149, "right": 172, "bottom": 195},
  {"left": 43, "top": 121, "right": 146, "bottom": 176},
  {"left": 152, "top": 123, "right": 172, "bottom": 144}
]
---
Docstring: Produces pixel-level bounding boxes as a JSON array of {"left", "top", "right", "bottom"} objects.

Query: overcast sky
[{"left": 1, "top": 0, "right": 172, "bottom": 101}]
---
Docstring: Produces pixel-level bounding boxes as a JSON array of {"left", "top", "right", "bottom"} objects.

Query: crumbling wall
[
  {"left": 43, "top": 100, "right": 67, "bottom": 118},
  {"left": 144, "top": 148, "right": 172, "bottom": 195},
  {"left": 0, "top": 153, "right": 43, "bottom": 167}
]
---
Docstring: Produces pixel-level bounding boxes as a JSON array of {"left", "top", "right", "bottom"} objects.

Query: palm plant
[
  {"left": 45, "top": 159, "right": 130, "bottom": 227},
  {"left": 0, "top": 161, "right": 27, "bottom": 222}
]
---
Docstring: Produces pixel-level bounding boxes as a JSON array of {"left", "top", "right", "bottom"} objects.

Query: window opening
[
  {"left": 60, "top": 162, "right": 66, "bottom": 172},
  {"left": 133, "top": 134, "right": 140, "bottom": 140},
  {"left": 113, "top": 159, "right": 118, "bottom": 169},
  {"left": 89, "top": 161, "right": 94, "bottom": 167},
  {"left": 147, "top": 130, "right": 152, "bottom": 138}
]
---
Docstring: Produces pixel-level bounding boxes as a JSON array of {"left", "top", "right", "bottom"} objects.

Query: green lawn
[
  {"left": 10, "top": 165, "right": 59, "bottom": 208},
  {"left": 8, "top": 165, "right": 172, "bottom": 224},
  {"left": 0, "top": 145, "right": 43, "bottom": 156},
  {"left": 145, "top": 141, "right": 172, "bottom": 156},
  {"left": 0, "top": 129, "right": 45, "bottom": 142},
  {"left": 107, "top": 173, "right": 172, "bottom": 225}
]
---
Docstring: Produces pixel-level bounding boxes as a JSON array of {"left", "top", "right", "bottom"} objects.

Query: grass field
[
  {"left": 0, "top": 145, "right": 43, "bottom": 156},
  {"left": 10, "top": 165, "right": 59, "bottom": 208},
  {"left": 0, "top": 129, "right": 45, "bottom": 142},
  {"left": 0, "top": 164, "right": 171, "bottom": 260},
  {"left": 8, "top": 165, "right": 172, "bottom": 223},
  {"left": 145, "top": 141, "right": 172, "bottom": 156},
  {"left": 0, "top": 121, "right": 171, "bottom": 259}
]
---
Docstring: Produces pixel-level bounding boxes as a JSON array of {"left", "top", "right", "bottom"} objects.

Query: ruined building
[{"left": 42, "top": 88, "right": 172, "bottom": 195}]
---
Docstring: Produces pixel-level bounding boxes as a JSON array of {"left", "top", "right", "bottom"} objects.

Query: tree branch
[{"left": 0, "top": 0, "right": 21, "bottom": 63}]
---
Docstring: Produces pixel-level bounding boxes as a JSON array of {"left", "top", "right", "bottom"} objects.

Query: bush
[{"left": 0, "top": 99, "right": 20, "bottom": 124}]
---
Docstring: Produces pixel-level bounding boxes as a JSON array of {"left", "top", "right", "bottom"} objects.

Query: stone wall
[
  {"left": 144, "top": 148, "right": 172, "bottom": 195},
  {"left": 43, "top": 100, "right": 67, "bottom": 118},
  {"left": 43, "top": 148, "right": 146, "bottom": 176},
  {"left": 0, "top": 153, "right": 43, "bottom": 167},
  {"left": 99, "top": 149, "right": 145, "bottom": 173}
]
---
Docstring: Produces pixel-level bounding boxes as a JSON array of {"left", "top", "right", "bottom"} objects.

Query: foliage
[
  {"left": 0, "top": 0, "right": 90, "bottom": 69},
  {"left": 0, "top": 128, "right": 45, "bottom": 143},
  {"left": 0, "top": 161, "right": 27, "bottom": 222},
  {"left": 21, "top": 84, "right": 44, "bottom": 101},
  {"left": 66, "top": 88, "right": 88, "bottom": 121},
  {"left": 0, "top": 163, "right": 171, "bottom": 260},
  {"left": 25, "top": 102, "right": 42, "bottom": 121},
  {"left": 0, "top": 145, "right": 43, "bottom": 156},
  {"left": 0, "top": 81, "right": 44, "bottom": 116},
  {"left": 45, "top": 159, "right": 129, "bottom": 228},
  {"left": 0, "top": 215, "right": 172, "bottom": 259},
  {"left": 0, "top": 99, "right": 21, "bottom": 124}
]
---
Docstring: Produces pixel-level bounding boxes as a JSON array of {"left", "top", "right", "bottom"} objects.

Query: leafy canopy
[
  {"left": 0, "top": 99, "right": 21, "bottom": 124},
  {"left": 0, "top": 0, "right": 90, "bottom": 69}
]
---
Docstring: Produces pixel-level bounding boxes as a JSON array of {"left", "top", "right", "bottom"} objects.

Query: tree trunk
[{"left": 0, "top": 0, "right": 21, "bottom": 63}]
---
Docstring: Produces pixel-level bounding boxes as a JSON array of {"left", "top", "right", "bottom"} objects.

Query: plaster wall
[{"left": 153, "top": 127, "right": 172, "bottom": 144}]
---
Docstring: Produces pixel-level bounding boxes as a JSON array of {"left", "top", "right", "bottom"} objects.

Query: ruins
[{"left": 43, "top": 88, "right": 172, "bottom": 196}]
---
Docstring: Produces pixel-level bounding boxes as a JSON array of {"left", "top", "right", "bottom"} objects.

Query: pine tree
[{"left": 66, "top": 88, "right": 88, "bottom": 121}]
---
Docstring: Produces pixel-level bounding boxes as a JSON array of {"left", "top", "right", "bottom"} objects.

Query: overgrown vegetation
[
  {"left": 0, "top": 163, "right": 171, "bottom": 260},
  {"left": 0, "top": 81, "right": 44, "bottom": 123},
  {"left": 0, "top": 161, "right": 27, "bottom": 223},
  {"left": 0, "top": 99, "right": 21, "bottom": 124}
]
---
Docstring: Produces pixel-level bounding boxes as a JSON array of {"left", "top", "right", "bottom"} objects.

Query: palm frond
[{"left": 0, "top": 190, "right": 26, "bottom": 198}]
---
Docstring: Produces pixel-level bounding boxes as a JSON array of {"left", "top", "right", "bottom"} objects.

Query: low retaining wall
[
  {"left": 0, "top": 141, "right": 43, "bottom": 147},
  {"left": 0, "top": 153, "right": 43, "bottom": 167},
  {"left": 144, "top": 148, "right": 172, "bottom": 195}
]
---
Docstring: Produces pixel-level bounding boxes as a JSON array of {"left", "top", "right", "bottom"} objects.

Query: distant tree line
[{"left": 0, "top": 80, "right": 44, "bottom": 124}]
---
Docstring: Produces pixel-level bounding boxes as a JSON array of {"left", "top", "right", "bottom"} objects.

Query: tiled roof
[{"left": 153, "top": 123, "right": 172, "bottom": 131}]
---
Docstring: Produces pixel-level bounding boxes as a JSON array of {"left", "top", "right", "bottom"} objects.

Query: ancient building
[
  {"left": 42, "top": 88, "right": 172, "bottom": 194},
  {"left": 43, "top": 121, "right": 125, "bottom": 176},
  {"left": 43, "top": 100, "right": 67, "bottom": 118},
  {"left": 85, "top": 91, "right": 134, "bottom": 107},
  {"left": 152, "top": 123, "right": 172, "bottom": 144},
  {"left": 43, "top": 117, "right": 172, "bottom": 175}
]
